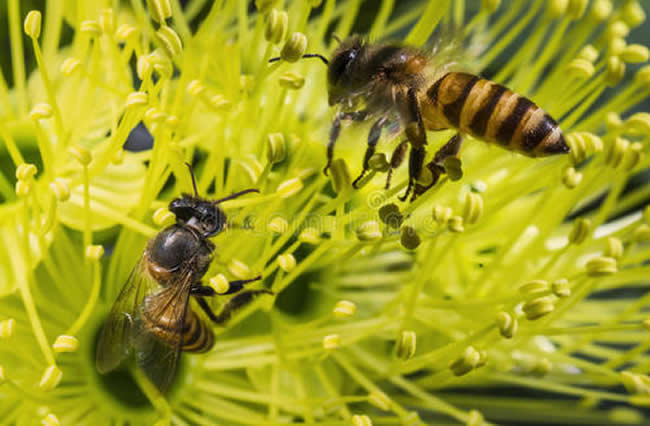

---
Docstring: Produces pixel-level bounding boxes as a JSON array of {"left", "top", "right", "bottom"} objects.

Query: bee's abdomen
[
  {"left": 426, "top": 72, "right": 569, "bottom": 157},
  {"left": 181, "top": 309, "right": 214, "bottom": 353}
]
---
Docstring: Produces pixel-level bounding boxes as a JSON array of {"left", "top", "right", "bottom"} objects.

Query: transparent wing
[
  {"left": 132, "top": 266, "right": 194, "bottom": 393},
  {"left": 96, "top": 254, "right": 158, "bottom": 373}
]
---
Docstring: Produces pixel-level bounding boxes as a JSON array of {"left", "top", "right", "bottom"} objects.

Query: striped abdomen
[
  {"left": 142, "top": 306, "right": 214, "bottom": 353},
  {"left": 423, "top": 72, "right": 569, "bottom": 157}
]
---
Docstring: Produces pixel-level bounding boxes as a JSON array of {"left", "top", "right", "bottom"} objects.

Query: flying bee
[
  {"left": 96, "top": 165, "right": 269, "bottom": 393},
  {"left": 272, "top": 35, "right": 569, "bottom": 201}
]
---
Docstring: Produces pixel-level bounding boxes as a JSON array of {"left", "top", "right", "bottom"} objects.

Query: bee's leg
[
  {"left": 399, "top": 88, "right": 427, "bottom": 202},
  {"left": 353, "top": 116, "right": 388, "bottom": 188},
  {"left": 413, "top": 133, "right": 464, "bottom": 197},
  {"left": 385, "top": 140, "right": 408, "bottom": 189},
  {"left": 325, "top": 110, "right": 367, "bottom": 175},
  {"left": 197, "top": 290, "right": 273, "bottom": 326},
  {"left": 191, "top": 276, "right": 262, "bottom": 297}
]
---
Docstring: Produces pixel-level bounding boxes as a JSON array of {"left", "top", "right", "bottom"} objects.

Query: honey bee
[
  {"left": 96, "top": 165, "right": 268, "bottom": 393},
  {"left": 273, "top": 36, "right": 569, "bottom": 201}
]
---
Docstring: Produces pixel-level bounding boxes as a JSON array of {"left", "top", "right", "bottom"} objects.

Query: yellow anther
[
  {"left": 626, "top": 113, "right": 650, "bottom": 134},
  {"left": 147, "top": 0, "right": 173, "bottom": 23},
  {"left": 604, "top": 237, "right": 624, "bottom": 260},
  {"left": 552, "top": 279, "right": 571, "bottom": 298},
  {"left": 519, "top": 279, "right": 549, "bottom": 295},
  {"left": 276, "top": 177, "right": 303, "bottom": 198},
  {"left": 522, "top": 296, "right": 556, "bottom": 320},
  {"left": 16, "top": 163, "right": 37, "bottom": 181},
  {"left": 277, "top": 253, "right": 296, "bottom": 272},
  {"left": 111, "top": 148, "right": 125, "bottom": 165},
  {"left": 265, "top": 9, "right": 288, "bottom": 44},
  {"left": 156, "top": 25, "right": 183, "bottom": 58},
  {"left": 621, "top": 371, "right": 650, "bottom": 395},
  {"left": 268, "top": 217, "right": 289, "bottom": 234},
  {"left": 400, "top": 226, "right": 421, "bottom": 250},
  {"left": 80, "top": 20, "right": 102, "bottom": 37},
  {"left": 280, "top": 32, "right": 308, "bottom": 62},
  {"left": 267, "top": 133, "right": 286, "bottom": 164},
  {"left": 153, "top": 207, "right": 175, "bottom": 227},
  {"left": 568, "top": 218, "right": 591, "bottom": 244},
  {"left": 577, "top": 45, "right": 599, "bottom": 62},
  {"left": 333, "top": 300, "right": 356, "bottom": 318},
  {"left": 623, "top": 142, "right": 643, "bottom": 171},
  {"left": 15, "top": 180, "right": 32, "bottom": 197},
  {"left": 329, "top": 159, "right": 350, "bottom": 193},
  {"left": 116, "top": 24, "right": 138, "bottom": 41},
  {"left": 379, "top": 203, "right": 404, "bottom": 229},
  {"left": 496, "top": 312, "right": 518, "bottom": 338},
  {"left": 606, "top": 137, "right": 629, "bottom": 168},
  {"left": 450, "top": 346, "right": 481, "bottom": 376},
  {"left": 590, "top": 0, "right": 612, "bottom": 21},
  {"left": 209, "top": 274, "right": 230, "bottom": 294},
  {"left": 228, "top": 259, "right": 251, "bottom": 279},
  {"left": 643, "top": 318, "right": 650, "bottom": 330},
  {"left": 187, "top": 80, "right": 205, "bottom": 96},
  {"left": 369, "top": 153, "right": 389, "bottom": 172},
  {"left": 41, "top": 413, "right": 60, "bottom": 426},
  {"left": 621, "top": 45, "right": 649, "bottom": 64},
  {"left": 481, "top": 0, "right": 501, "bottom": 13},
  {"left": 476, "top": 349, "right": 488, "bottom": 368},
  {"left": 608, "top": 407, "right": 644, "bottom": 425},
  {"left": 396, "top": 330, "right": 417, "bottom": 360},
  {"left": 60, "top": 58, "right": 81, "bottom": 76},
  {"left": 149, "top": 50, "right": 173, "bottom": 78},
  {"left": 137, "top": 55, "right": 153, "bottom": 80},
  {"left": 85, "top": 245, "right": 105, "bottom": 260},
  {"left": 448, "top": 216, "right": 464, "bottom": 233},
  {"left": 69, "top": 145, "right": 92, "bottom": 166},
  {"left": 562, "top": 166, "right": 582, "bottom": 189},
  {"left": 279, "top": 71, "right": 305, "bottom": 89},
  {"left": 0, "top": 365, "right": 4, "bottom": 383},
  {"left": 53, "top": 335, "right": 79, "bottom": 353},
  {"left": 567, "top": 0, "right": 588, "bottom": 19},
  {"left": 433, "top": 205, "right": 453, "bottom": 225},
  {"left": 608, "top": 38, "right": 626, "bottom": 56},
  {"left": 351, "top": 414, "right": 372, "bottom": 426},
  {"left": 0, "top": 318, "right": 15, "bottom": 338},
  {"left": 606, "top": 112, "right": 623, "bottom": 130},
  {"left": 208, "top": 94, "right": 230, "bottom": 110},
  {"left": 606, "top": 56, "right": 626, "bottom": 86},
  {"left": 39, "top": 365, "right": 63, "bottom": 391},
  {"left": 467, "top": 410, "right": 485, "bottom": 426},
  {"left": 24, "top": 10, "right": 42, "bottom": 38},
  {"left": 368, "top": 391, "right": 391, "bottom": 411},
  {"left": 125, "top": 92, "right": 148, "bottom": 108},
  {"left": 634, "top": 224, "right": 650, "bottom": 242},
  {"left": 165, "top": 115, "right": 179, "bottom": 129},
  {"left": 49, "top": 178, "right": 70, "bottom": 202},
  {"left": 29, "top": 103, "right": 54, "bottom": 120},
  {"left": 567, "top": 58, "right": 595, "bottom": 79},
  {"left": 586, "top": 256, "right": 617, "bottom": 276},
  {"left": 357, "top": 221, "right": 382, "bottom": 242},
  {"left": 463, "top": 192, "right": 484, "bottom": 225},
  {"left": 607, "top": 20, "right": 630, "bottom": 39},
  {"left": 442, "top": 156, "right": 463, "bottom": 181},
  {"left": 144, "top": 108, "right": 166, "bottom": 124},
  {"left": 622, "top": 1, "right": 646, "bottom": 28},
  {"left": 298, "top": 227, "right": 321, "bottom": 244},
  {"left": 322, "top": 334, "right": 340, "bottom": 350},
  {"left": 99, "top": 8, "right": 114, "bottom": 33}
]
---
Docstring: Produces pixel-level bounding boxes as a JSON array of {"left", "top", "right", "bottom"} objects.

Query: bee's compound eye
[{"left": 328, "top": 49, "right": 357, "bottom": 85}]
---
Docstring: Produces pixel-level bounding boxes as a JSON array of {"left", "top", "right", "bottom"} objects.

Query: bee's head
[
  {"left": 327, "top": 36, "right": 364, "bottom": 106},
  {"left": 170, "top": 164, "right": 259, "bottom": 238},
  {"left": 170, "top": 196, "right": 227, "bottom": 238}
]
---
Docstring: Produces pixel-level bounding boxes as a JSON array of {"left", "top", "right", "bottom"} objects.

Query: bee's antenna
[
  {"left": 331, "top": 34, "right": 342, "bottom": 44},
  {"left": 185, "top": 162, "right": 199, "bottom": 197},
  {"left": 213, "top": 189, "right": 260, "bottom": 204},
  {"left": 268, "top": 54, "right": 329, "bottom": 65}
]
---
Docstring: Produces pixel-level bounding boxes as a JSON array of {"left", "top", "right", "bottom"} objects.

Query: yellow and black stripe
[
  {"left": 181, "top": 309, "right": 214, "bottom": 353},
  {"left": 425, "top": 72, "right": 569, "bottom": 157}
]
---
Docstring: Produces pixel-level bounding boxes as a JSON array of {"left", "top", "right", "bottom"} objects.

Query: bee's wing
[
  {"left": 96, "top": 254, "right": 158, "bottom": 373},
  {"left": 131, "top": 266, "right": 194, "bottom": 393}
]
